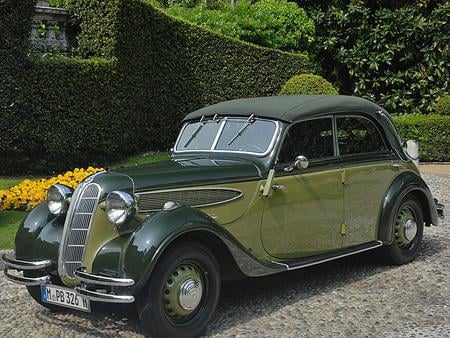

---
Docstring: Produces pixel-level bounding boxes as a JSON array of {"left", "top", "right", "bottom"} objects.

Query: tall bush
[{"left": 305, "top": 0, "right": 449, "bottom": 114}]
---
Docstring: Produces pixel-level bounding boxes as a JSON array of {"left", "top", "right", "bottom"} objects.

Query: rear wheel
[
  {"left": 137, "top": 242, "right": 221, "bottom": 338},
  {"left": 384, "top": 194, "right": 424, "bottom": 265}
]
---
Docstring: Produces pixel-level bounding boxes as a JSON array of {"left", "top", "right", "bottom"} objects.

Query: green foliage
[
  {"left": 0, "top": 0, "right": 309, "bottom": 175},
  {"left": 392, "top": 114, "right": 450, "bottom": 162},
  {"left": 166, "top": 0, "right": 315, "bottom": 52},
  {"left": 0, "top": 211, "right": 27, "bottom": 249},
  {"left": 279, "top": 74, "right": 337, "bottom": 95},
  {"left": 308, "top": 1, "right": 449, "bottom": 114},
  {"left": 435, "top": 95, "right": 450, "bottom": 115}
]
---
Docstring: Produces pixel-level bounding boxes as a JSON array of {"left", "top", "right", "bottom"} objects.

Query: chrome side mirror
[
  {"left": 284, "top": 155, "right": 309, "bottom": 172},
  {"left": 403, "top": 140, "right": 419, "bottom": 166}
]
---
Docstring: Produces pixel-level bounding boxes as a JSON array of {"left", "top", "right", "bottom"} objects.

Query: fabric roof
[{"left": 183, "top": 95, "right": 386, "bottom": 122}]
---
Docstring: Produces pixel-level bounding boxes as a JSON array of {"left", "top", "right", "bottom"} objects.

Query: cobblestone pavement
[{"left": 1, "top": 173, "right": 449, "bottom": 337}]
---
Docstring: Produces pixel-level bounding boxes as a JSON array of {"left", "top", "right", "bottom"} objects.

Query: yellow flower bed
[{"left": 0, "top": 167, "right": 103, "bottom": 211}]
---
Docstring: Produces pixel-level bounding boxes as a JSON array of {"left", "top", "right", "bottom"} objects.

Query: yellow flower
[{"left": 1, "top": 167, "right": 103, "bottom": 211}]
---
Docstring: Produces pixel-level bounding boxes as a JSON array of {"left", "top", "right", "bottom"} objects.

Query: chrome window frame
[{"left": 173, "top": 117, "right": 281, "bottom": 157}]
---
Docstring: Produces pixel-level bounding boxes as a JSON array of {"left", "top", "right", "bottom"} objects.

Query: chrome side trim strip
[
  {"left": 273, "top": 241, "right": 383, "bottom": 271},
  {"left": 2, "top": 254, "right": 52, "bottom": 270},
  {"left": 74, "top": 286, "right": 135, "bottom": 303},
  {"left": 4, "top": 269, "right": 51, "bottom": 286},
  {"left": 74, "top": 268, "right": 135, "bottom": 287}
]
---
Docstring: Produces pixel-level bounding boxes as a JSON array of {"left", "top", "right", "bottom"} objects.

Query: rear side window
[
  {"left": 336, "top": 116, "right": 386, "bottom": 155},
  {"left": 278, "top": 118, "right": 334, "bottom": 163}
]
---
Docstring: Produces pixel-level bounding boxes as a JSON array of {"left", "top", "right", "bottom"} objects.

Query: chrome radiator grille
[
  {"left": 137, "top": 188, "right": 242, "bottom": 212},
  {"left": 60, "top": 182, "right": 101, "bottom": 278}
]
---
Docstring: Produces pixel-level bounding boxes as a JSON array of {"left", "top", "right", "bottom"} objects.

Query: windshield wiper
[
  {"left": 184, "top": 115, "right": 206, "bottom": 148},
  {"left": 227, "top": 114, "right": 255, "bottom": 146}
]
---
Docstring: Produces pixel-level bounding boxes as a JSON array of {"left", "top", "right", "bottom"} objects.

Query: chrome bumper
[
  {"left": 2, "top": 254, "right": 135, "bottom": 304},
  {"left": 2, "top": 254, "right": 52, "bottom": 286},
  {"left": 435, "top": 198, "right": 444, "bottom": 219},
  {"left": 74, "top": 268, "right": 135, "bottom": 303}
]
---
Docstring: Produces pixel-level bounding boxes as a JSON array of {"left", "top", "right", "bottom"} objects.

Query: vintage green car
[{"left": 2, "top": 95, "right": 444, "bottom": 337}]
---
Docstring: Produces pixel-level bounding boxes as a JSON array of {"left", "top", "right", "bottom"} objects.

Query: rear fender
[{"left": 378, "top": 171, "right": 439, "bottom": 244}]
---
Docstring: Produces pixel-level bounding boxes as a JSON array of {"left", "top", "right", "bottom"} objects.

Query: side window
[
  {"left": 278, "top": 118, "right": 334, "bottom": 163},
  {"left": 337, "top": 116, "right": 386, "bottom": 155}
]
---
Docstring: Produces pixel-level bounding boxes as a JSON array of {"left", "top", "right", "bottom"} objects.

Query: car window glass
[
  {"left": 337, "top": 116, "right": 386, "bottom": 155},
  {"left": 215, "top": 119, "right": 276, "bottom": 153},
  {"left": 177, "top": 121, "right": 220, "bottom": 151},
  {"left": 278, "top": 118, "right": 334, "bottom": 163}
]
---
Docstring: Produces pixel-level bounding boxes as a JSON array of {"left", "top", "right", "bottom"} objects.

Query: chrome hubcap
[
  {"left": 404, "top": 218, "right": 417, "bottom": 241},
  {"left": 179, "top": 278, "right": 203, "bottom": 310},
  {"left": 163, "top": 263, "right": 204, "bottom": 322},
  {"left": 395, "top": 207, "right": 417, "bottom": 248}
]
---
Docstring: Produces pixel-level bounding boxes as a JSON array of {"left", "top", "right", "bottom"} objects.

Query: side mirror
[
  {"left": 284, "top": 155, "right": 309, "bottom": 172},
  {"left": 403, "top": 140, "right": 419, "bottom": 166}
]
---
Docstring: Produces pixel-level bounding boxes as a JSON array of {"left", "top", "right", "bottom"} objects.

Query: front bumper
[
  {"left": 2, "top": 254, "right": 135, "bottom": 304},
  {"left": 2, "top": 254, "right": 52, "bottom": 286}
]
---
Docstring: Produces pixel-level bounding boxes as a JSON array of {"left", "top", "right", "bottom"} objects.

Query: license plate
[{"left": 41, "top": 285, "right": 90, "bottom": 312}]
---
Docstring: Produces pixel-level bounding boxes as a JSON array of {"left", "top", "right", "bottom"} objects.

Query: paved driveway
[{"left": 1, "top": 173, "right": 449, "bottom": 337}]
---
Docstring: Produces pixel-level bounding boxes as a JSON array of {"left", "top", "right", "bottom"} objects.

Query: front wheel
[
  {"left": 137, "top": 242, "right": 221, "bottom": 338},
  {"left": 383, "top": 194, "right": 424, "bottom": 265}
]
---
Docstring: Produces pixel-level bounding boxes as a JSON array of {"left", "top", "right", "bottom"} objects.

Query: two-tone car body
[{"left": 2, "top": 95, "right": 444, "bottom": 337}]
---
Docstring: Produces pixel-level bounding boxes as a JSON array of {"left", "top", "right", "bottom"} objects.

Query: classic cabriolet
[{"left": 2, "top": 95, "right": 444, "bottom": 337}]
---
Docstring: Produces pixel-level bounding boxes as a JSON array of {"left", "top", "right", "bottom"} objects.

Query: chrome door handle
[{"left": 272, "top": 184, "right": 287, "bottom": 191}]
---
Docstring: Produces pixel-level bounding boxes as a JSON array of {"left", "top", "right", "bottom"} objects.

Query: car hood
[{"left": 111, "top": 157, "right": 262, "bottom": 193}]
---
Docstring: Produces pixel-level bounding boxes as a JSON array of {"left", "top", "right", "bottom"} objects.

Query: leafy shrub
[
  {"left": 0, "top": 167, "right": 103, "bottom": 211},
  {"left": 435, "top": 95, "right": 450, "bottom": 115},
  {"left": 166, "top": 0, "right": 315, "bottom": 52},
  {"left": 392, "top": 114, "right": 450, "bottom": 162},
  {"left": 307, "top": 1, "right": 449, "bottom": 114},
  {"left": 0, "top": 0, "right": 309, "bottom": 175},
  {"left": 279, "top": 74, "right": 337, "bottom": 95}
]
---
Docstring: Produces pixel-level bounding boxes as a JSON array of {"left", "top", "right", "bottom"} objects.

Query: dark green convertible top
[{"left": 183, "top": 95, "right": 387, "bottom": 122}]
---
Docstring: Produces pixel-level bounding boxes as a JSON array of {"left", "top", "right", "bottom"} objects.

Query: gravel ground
[{"left": 0, "top": 173, "right": 448, "bottom": 337}]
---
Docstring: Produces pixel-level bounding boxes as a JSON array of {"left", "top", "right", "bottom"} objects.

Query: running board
[{"left": 273, "top": 240, "right": 383, "bottom": 271}]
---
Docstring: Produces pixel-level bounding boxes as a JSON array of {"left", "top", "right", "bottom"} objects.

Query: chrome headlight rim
[
  {"left": 47, "top": 184, "right": 73, "bottom": 216},
  {"left": 105, "top": 191, "right": 137, "bottom": 226}
]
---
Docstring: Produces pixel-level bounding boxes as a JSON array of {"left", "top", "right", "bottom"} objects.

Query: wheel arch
[
  {"left": 161, "top": 230, "right": 246, "bottom": 282},
  {"left": 378, "top": 171, "right": 438, "bottom": 244}
]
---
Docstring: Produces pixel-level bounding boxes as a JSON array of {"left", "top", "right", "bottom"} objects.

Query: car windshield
[{"left": 175, "top": 117, "right": 278, "bottom": 155}]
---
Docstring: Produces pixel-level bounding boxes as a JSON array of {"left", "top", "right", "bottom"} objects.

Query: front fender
[
  {"left": 120, "top": 206, "right": 282, "bottom": 293},
  {"left": 15, "top": 203, "right": 64, "bottom": 262},
  {"left": 378, "top": 171, "right": 439, "bottom": 244}
]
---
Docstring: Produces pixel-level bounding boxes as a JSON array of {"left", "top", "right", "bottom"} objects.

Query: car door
[
  {"left": 261, "top": 117, "right": 344, "bottom": 259},
  {"left": 336, "top": 114, "right": 399, "bottom": 247}
]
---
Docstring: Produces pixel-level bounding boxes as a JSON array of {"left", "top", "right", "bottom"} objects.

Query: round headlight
[
  {"left": 47, "top": 184, "right": 73, "bottom": 215},
  {"left": 105, "top": 191, "right": 137, "bottom": 226}
]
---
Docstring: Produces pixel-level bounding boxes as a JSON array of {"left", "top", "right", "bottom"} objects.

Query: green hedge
[
  {"left": 435, "top": 95, "right": 450, "bottom": 115},
  {"left": 279, "top": 74, "right": 338, "bottom": 95},
  {"left": 392, "top": 114, "right": 450, "bottom": 162},
  {"left": 0, "top": 0, "right": 309, "bottom": 175}
]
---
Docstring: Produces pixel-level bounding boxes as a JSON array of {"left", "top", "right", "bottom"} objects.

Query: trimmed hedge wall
[
  {"left": 392, "top": 114, "right": 450, "bottom": 162},
  {"left": 0, "top": 0, "right": 309, "bottom": 175}
]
